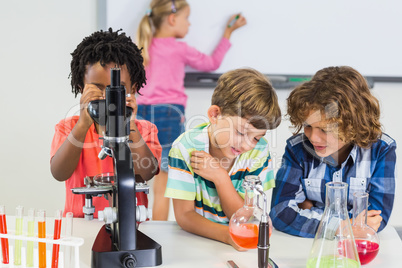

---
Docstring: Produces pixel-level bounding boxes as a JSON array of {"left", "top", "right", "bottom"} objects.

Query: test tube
[
  {"left": 26, "top": 208, "right": 35, "bottom": 267},
  {"left": 64, "top": 212, "right": 73, "bottom": 268},
  {"left": 38, "top": 209, "right": 46, "bottom": 268},
  {"left": 0, "top": 205, "right": 9, "bottom": 264},
  {"left": 51, "top": 210, "right": 62, "bottom": 268},
  {"left": 14, "top": 205, "right": 24, "bottom": 266}
]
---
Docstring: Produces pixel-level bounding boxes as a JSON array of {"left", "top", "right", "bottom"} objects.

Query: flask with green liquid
[{"left": 306, "top": 182, "right": 360, "bottom": 268}]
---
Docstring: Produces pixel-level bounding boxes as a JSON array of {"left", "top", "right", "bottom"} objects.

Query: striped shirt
[
  {"left": 165, "top": 123, "right": 275, "bottom": 224},
  {"left": 270, "top": 133, "right": 397, "bottom": 238}
]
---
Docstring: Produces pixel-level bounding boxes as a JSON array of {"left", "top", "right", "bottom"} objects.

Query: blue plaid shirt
[{"left": 270, "top": 133, "right": 396, "bottom": 238}]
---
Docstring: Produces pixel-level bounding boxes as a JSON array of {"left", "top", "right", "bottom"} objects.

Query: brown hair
[
  {"left": 287, "top": 66, "right": 382, "bottom": 147},
  {"left": 136, "top": 0, "right": 189, "bottom": 66},
  {"left": 211, "top": 68, "right": 281, "bottom": 130}
]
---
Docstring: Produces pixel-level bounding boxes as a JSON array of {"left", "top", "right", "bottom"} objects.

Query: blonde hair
[
  {"left": 287, "top": 66, "right": 382, "bottom": 148},
  {"left": 211, "top": 68, "right": 282, "bottom": 130},
  {"left": 136, "top": 0, "right": 189, "bottom": 66}
]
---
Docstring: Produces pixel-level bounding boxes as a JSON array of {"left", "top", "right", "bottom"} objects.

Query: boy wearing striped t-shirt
[{"left": 165, "top": 68, "right": 282, "bottom": 250}]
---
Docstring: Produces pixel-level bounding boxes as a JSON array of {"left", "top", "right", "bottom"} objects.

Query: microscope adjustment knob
[
  {"left": 136, "top": 205, "right": 153, "bottom": 222},
  {"left": 98, "top": 207, "right": 117, "bottom": 224},
  {"left": 121, "top": 253, "right": 137, "bottom": 268},
  {"left": 83, "top": 204, "right": 95, "bottom": 221}
]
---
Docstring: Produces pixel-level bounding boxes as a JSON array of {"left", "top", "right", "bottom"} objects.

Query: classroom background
[{"left": 1, "top": 0, "right": 401, "bottom": 233}]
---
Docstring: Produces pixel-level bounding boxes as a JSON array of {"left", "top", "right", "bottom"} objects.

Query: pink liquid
[
  {"left": 0, "top": 214, "right": 9, "bottom": 264},
  {"left": 51, "top": 219, "right": 62, "bottom": 268},
  {"left": 355, "top": 239, "right": 379, "bottom": 265},
  {"left": 229, "top": 223, "right": 259, "bottom": 249}
]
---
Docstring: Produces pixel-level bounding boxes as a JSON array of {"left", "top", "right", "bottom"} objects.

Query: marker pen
[
  {"left": 288, "top": 77, "right": 311, "bottom": 82},
  {"left": 0, "top": 205, "right": 9, "bottom": 264},
  {"left": 14, "top": 205, "right": 24, "bottom": 266},
  {"left": 228, "top": 14, "right": 240, "bottom": 28}
]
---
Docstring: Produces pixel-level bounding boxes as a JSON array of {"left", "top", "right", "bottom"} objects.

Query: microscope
[{"left": 72, "top": 68, "right": 162, "bottom": 267}]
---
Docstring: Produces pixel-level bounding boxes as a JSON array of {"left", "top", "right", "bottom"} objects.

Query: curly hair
[
  {"left": 287, "top": 66, "right": 382, "bottom": 148},
  {"left": 211, "top": 68, "right": 281, "bottom": 130},
  {"left": 70, "top": 28, "right": 146, "bottom": 97}
]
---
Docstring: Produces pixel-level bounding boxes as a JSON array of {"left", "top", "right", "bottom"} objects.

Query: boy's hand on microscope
[
  {"left": 79, "top": 84, "right": 104, "bottom": 128},
  {"left": 125, "top": 93, "right": 138, "bottom": 119},
  {"left": 190, "top": 151, "right": 227, "bottom": 184}
]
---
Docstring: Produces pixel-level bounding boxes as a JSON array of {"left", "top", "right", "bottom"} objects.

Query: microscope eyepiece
[{"left": 110, "top": 67, "right": 121, "bottom": 87}]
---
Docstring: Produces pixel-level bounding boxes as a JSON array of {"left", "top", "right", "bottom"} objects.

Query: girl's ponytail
[
  {"left": 136, "top": 14, "right": 153, "bottom": 67},
  {"left": 136, "top": 0, "right": 189, "bottom": 67}
]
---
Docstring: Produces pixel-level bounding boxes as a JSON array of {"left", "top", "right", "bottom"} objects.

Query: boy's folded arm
[
  {"left": 172, "top": 198, "right": 232, "bottom": 245},
  {"left": 214, "top": 178, "right": 244, "bottom": 220}
]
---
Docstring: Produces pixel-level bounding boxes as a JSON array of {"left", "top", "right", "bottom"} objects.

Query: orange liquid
[
  {"left": 0, "top": 214, "right": 9, "bottom": 264},
  {"left": 229, "top": 223, "right": 259, "bottom": 249},
  {"left": 38, "top": 221, "right": 46, "bottom": 268},
  {"left": 51, "top": 219, "right": 62, "bottom": 268}
]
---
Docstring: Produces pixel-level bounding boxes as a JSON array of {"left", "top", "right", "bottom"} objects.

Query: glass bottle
[
  {"left": 351, "top": 192, "right": 380, "bottom": 265},
  {"left": 307, "top": 182, "right": 361, "bottom": 268},
  {"left": 229, "top": 175, "right": 272, "bottom": 249}
]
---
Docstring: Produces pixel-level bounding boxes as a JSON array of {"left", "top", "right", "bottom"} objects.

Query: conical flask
[
  {"left": 306, "top": 182, "right": 361, "bottom": 268},
  {"left": 351, "top": 192, "right": 380, "bottom": 265},
  {"left": 229, "top": 175, "right": 272, "bottom": 249}
]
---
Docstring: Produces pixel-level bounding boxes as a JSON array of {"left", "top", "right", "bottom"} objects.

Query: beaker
[
  {"left": 306, "top": 182, "right": 360, "bottom": 268},
  {"left": 352, "top": 192, "right": 380, "bottom": 265},
  {"left": 229, "top": 175, "right": 272, "bottom": 249}
]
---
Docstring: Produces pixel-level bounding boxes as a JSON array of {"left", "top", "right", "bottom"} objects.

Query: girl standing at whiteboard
[{"left": 136, "top": 0, "right": 246, "bottom": 221}]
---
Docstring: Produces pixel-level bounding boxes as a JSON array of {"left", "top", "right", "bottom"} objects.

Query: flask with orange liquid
[{"left": 229, "top": 175, "right": 272, "bottom": 249}]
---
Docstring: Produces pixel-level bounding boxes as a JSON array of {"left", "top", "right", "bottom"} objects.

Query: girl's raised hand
[{"left": 224, "top": 14, "right": 247, "bottom": 39}]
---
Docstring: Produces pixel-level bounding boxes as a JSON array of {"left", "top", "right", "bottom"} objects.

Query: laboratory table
[{"left": 70, "top": 219, "right": 402, "bottom": 268}]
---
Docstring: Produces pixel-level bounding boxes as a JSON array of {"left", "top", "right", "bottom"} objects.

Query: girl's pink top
[{"left": 136, "top": 37, "right": 231, "bottom": 107}]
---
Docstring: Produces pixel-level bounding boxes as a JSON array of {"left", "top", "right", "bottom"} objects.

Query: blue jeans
[{"left": 137, "top": 104, "right": 185, "bottom": 172}]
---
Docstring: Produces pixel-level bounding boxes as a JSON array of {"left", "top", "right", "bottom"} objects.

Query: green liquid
[
  {"left": 14, "top": 217, "right": 23, "bottom": 265},
  {"left": 26, "top": 220, "right": 35, "bottom": 267},
  {"left": 306, "top": 256, "right": 360, "bottom": 268}
]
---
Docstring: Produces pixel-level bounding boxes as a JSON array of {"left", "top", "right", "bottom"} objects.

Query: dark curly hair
[
  {"left": 70, "top": 28, "right": 146, "bottom": 97},
  {"left": 287, "top": 66, "right": 382, "bottom": 148}
]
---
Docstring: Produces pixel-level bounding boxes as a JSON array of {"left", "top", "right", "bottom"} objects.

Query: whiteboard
[{"left": 106, "top": 0, "right": 402, "bottom": 78}]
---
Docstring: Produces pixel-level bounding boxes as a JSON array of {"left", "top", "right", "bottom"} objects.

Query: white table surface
[
  {"left": 70, "top": 219, "right": 402, "bottom": 268},
  {"left": 1, "top": 216, "right": 401, "bottom": 267}
]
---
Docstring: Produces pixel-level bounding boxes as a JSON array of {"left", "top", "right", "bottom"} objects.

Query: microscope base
[
  {"left": 91, "top": 225, "right": 162, "bottom": 267},
  {"left": 268, "top": 258, "right": 279, "bottom": 268}
]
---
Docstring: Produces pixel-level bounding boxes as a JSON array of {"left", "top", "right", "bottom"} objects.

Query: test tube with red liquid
[
  {"left": 0, "top": 205, "right": 9, "bottom": 264},
  {"left": 38, "top": 209, "right": 47, "bottom": 268},
  {"left": 51, "top": 210, "right": 62, "bottom": 268}
]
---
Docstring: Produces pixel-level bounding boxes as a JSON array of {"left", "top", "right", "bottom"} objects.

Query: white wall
[
  {"left": 0, "top": 1, "right": 98, "bottom": 215},
  {"left": 0, "top": 1, "right": 401, "bottom": 230}
]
